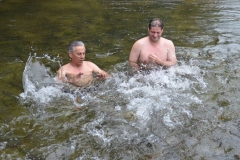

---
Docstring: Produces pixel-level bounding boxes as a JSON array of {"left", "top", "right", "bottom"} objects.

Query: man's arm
[
  {"left": 166, "top": 48, "right": 177, "bottom": 66},
  {"left": 129, "top": 41, "right": 141, "bottom": 70},
  {"left": 56, "top": 67, "right": 67, "bottom": 82},
  {"left": 88, "top": 62, "right": 110, "bottom": 79},
  {"left": 165, "top": 40, "right": 177, "bottom": 66}
]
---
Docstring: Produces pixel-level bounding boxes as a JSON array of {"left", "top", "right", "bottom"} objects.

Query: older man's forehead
[{"left": 74, "top": 45, "right": 85, "bottom": 51}]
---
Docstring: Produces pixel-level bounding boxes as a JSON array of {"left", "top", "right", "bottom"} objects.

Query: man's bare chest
[{"left": 139, "top": 47, "right": 168, "bottom": 62}]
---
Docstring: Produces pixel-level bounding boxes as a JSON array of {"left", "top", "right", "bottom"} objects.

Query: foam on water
[
  {"left": 19, "top": 55, "right": 207, "bottom": 155},
  {"left": 110, "top": 63, "right": 205, "bottom": 129},
  {"left": 19, "top": 54, "right": 77, "bottom": 106},
  {"left": 22, "top": 55, "right": 204, "bottom": 106}
]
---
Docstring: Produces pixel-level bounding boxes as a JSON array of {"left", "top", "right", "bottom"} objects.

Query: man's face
[
  {"left": 69, "top": 45, "right": 86, "bottom": 66},
  {"left": 148, "top": 26, "right": 163, "bottom": 42}
]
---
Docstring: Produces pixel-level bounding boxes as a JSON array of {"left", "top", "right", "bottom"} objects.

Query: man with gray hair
[
  {"left": 129, "top": 18, "right": 177, "bottom": 70},
  {"left": 57, "top": 41, "right": 110, "bottom": 87}
]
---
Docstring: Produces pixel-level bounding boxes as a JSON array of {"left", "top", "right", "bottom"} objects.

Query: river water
[{"left": 0, "top": 0, "right": 240, "bottom": 160}]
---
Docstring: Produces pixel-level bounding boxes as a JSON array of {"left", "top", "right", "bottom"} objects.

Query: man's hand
[
  {"left": 148, "top": 53, "right": 157, "bottom": 62},
  {"left": 97, "top": 73, "right": 107, "bottom": 79},
  {"left": 149, "top": 53, "right": 164, "bottom": 65}
]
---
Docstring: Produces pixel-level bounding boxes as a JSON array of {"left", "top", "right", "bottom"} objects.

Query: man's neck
[
  {"left": 70, "top": 61, "right": 83, "bottom": 68},
  {"left": 149, "top": 37, "right": 161, "bottom": 47}
]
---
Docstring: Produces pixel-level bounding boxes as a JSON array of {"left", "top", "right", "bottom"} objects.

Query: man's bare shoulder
[
  {"left": 135, "top": 37, "right": 148, "bottom": 45},
  {"left": 131, "top": 37, "right": 148, "bottom": 52},
  {"left": 84, "top": 61, "right": 103, "bottom": 73},
  {"left": 58, "top": 63, "right": 71, "bottom": 71},
  {"left": 84, "top": 61, "right": 97, "bottom": 66},
  {"left": 162, "top": 37, "right": 174, "bottom": 45},
  {"left": 84, "top": 61, "right": 100, "bottom": 70}
]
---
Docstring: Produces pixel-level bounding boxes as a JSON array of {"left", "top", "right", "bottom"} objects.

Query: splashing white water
[
  {"left": 19, "top": 55, "right": 206, "bottom": 144},
  {"left": 19, "top": 54, "right": 76, "bottom": 106}
]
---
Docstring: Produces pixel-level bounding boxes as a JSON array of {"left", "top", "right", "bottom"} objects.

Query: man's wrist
[{"left": 155, "top": 59, "right": 164, "bottom": 66}]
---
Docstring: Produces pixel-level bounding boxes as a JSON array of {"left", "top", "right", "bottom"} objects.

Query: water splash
[
  {"left": 19, "top": 54, "right": 77, "bottom": 106},
  {"left": 19, "top": 55, "right": 207, "bottom": 159}
]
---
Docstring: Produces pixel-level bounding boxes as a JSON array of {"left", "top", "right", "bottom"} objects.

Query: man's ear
[{"left": 68, "top": 51, "right": 72, "bottom": 59}]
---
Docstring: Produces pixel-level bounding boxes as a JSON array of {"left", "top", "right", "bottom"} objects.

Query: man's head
[
  {"left": 68, "top": 41, "right": 85, "bottom": 53},
  {"left": 148, "top": 18, "right": 164, "bottom": 42},
  {"left": 148, "top": 18, "right": 164, "bottom": 30},
  {"left": 68, "top": 41, "right": 86, "bottom": 66}
]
